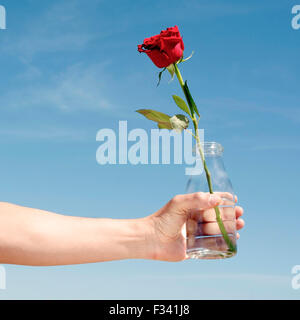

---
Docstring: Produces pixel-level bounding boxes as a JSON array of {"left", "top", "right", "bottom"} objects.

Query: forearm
[{"left": 0, "top": 202, "right": 154, "bottom": 266}]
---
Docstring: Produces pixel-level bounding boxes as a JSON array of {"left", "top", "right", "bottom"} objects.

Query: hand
[
  {"left": 0, "top": 195, "right": 243, "bottom": 265},
  {"left": 146, "top": 192, "right": 244, "bottom": 262}
]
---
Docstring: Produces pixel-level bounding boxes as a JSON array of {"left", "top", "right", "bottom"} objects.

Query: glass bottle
[{"left": 185, "top": 142, "right": 237, "bottom": 259}]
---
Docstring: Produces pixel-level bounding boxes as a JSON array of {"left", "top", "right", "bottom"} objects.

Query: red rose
[{"left": 138, "top": 26, "right": 184, "bottom": 68}]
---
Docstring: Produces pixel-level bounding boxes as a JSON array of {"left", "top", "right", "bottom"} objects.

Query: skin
[{"left": 0, "top": 193, "right": 244, "bottom": 266}]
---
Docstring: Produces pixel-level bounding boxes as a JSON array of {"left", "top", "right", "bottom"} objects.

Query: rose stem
[{"left": 173, "top": 63, "right": 236, "bottom": 253}]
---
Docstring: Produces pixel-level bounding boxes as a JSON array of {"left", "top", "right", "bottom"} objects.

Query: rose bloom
[{"left": 138, "top": 26, "right": 184, "bottom": 68}]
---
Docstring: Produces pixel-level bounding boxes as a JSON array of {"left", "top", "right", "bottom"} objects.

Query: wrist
[{"left": 126, "top": 217, "right": 156, "bottom": 260}]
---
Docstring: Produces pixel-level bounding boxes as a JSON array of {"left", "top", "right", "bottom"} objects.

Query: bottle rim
[{"left": 198, "top": 141, "right": 224, "bottom": 156}]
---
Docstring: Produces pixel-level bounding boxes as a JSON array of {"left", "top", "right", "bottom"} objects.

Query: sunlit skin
[
  {"left": 0, "top": 193, "right": 244, "bottom": 266},
  {"left": 148, "top": 192, "right": 244, "bottom": 261}
]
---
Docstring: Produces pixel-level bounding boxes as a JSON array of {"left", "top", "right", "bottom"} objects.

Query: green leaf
[
  {"left": 136, "top": 109, "right": 173, "bottom": 129},
  {"left": 157, "top": 122, "right": 173, "bottom": 129},
  {"left": 170, "top": 114, "right": 189, "bottom": 132},
  {"left": 184, "top": 81, "right": 200, "bottom": 117},
  {"left": 166, "top": 64, "right": 175, "bottom": 81},
  {"left": 181, "top": 51, "right": 194, "bottom": 62},
  {"left": 172, "top": 95, "right": 191, "bottom": 116},
  {"left": 157, "top": 68, "right": 166, "bottom": 87},
  {"left": 136, "top": 109, "right": 170, "bottom": 122}
]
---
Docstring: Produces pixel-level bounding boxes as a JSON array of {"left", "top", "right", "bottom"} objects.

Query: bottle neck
[{"left": 195, "top": 142, "right": 224, "bottom": 157}]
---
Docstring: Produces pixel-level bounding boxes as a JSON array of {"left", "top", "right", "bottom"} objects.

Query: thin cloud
[
  {"left": 0, "top": 1, "right": 118, "bottom": 114},
  {"left": 199, "top": 97, "right": 300, "bottom": 124},
  {"left": 1, "top": 1, "right": 96, "bottom": 61},
  {"left": 1, "top": 62, "right": 113, "bottom": 112},
  {"left": 0, "top": 127, "right": 87, "bottom": 141}
]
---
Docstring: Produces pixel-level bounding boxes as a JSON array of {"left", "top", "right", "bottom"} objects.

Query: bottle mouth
[{"left": 195, "top": 142, "right": 224, "bottom": 156}]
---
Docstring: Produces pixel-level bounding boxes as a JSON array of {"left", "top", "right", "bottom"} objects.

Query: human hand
[{"left": 145, "top": 192, "right": 244, "bottom": 262}]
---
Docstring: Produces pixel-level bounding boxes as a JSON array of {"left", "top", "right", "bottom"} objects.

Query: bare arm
[
  {"left": 0, "top": 193, "right": 244, "bottom": 266},
  {"left": 0, "top": 202, "right": 153, "bottom": 266}
]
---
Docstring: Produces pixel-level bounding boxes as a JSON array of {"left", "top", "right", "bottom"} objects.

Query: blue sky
[{"left": 0, "top": 0, "right": 300, "bottom": 299}]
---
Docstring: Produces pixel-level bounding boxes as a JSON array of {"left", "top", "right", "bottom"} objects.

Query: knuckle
[
  {"left": 193, "top": 192, "right": 206, "bottom": 201},
  {"left": 170, "top": 195, "right": 181, "bottom": 205}
]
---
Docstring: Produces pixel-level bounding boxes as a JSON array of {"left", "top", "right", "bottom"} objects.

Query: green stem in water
[{"left": 173, "top": 63, "right": 236, "bottom": 253}]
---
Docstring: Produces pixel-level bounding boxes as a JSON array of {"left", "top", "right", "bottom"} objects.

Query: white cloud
[
  {"left": 0, "top": 1, "right": 118, "bottom": 114},
  {"left": 1, "top": 62, "right": 113, "bottom": 112},
  {"left": 1, "top": 1, "right": 97, "bottom": 61}
]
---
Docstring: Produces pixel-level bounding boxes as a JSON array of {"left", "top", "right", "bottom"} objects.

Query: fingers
[
  {"left": 190, "top": 205, "right": 244, "bottom": 224},
  {"left": 186, "top": 202, "right": 245, "bottom": 237},
  {"left": 235, "top": 206, "right": 243, "bottom": 218},
  {"left": 165, "top": 192, "right": 244, "bottom": 241},
  {"left": 187, "top": 217, "right": 244, "bottom": 238},
  {"left": 235, "top": 206, "right": 244, "bottom": 230},
  {"left": 236, "top": 218, "right": 245, "bottom": 230},
  {"left": 168, "top": 192, "right": 238, "bottom": 216},
  {"left": 193, "top": 220, "right": 236, "bottom": 236},
  {"left": 168, "top": 192, "right": 222, "bottom": 214},
  {"left": 212, "top": 192, "right": 236, "bottom": 205},
  {"left": 197, "top": 206, "right": 236, "bottom": 222}
]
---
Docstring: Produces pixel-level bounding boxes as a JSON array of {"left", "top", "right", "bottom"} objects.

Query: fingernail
[{"left": 209, "top": 195, "right": 221, "bottom": 206}]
